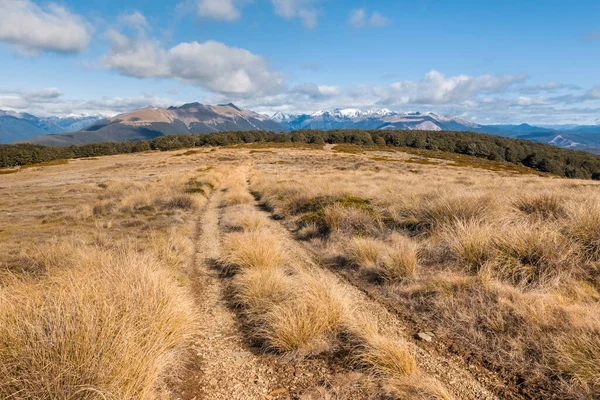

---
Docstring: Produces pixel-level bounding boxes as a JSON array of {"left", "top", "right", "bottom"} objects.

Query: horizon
[{"left": 1, "top": 0, "right": 599, "bottom": 125}]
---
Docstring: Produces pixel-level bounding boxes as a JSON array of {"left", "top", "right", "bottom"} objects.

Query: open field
[{"left": 1, "top": 144, "right": 599, "bottom": 399}]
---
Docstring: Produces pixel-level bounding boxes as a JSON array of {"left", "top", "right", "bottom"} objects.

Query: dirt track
[{"left": 169, "top": 165, "right": 504, "bottom": 399}]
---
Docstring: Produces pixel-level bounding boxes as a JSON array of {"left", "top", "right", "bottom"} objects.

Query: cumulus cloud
[
  {"left": 0, "top": 0, "right": 91, "bottom": 54},
  {"left": 271, "top": 0, "right": 320, "bottom": 29},
  {"left": 0, "top": 87, "right": 178, "bottom": 117},
  {"left": 101, "top": 23, "right": 285, "bottom": 97},
  {"left": 373, "top": 70, "right": 527, "bottom": 105},
  {"left": 513, "top": 96, "right": 549, "bottom": 106},
  {"left": 197, "top": 0, "right": 242, "bottom": 21},
  {"left": 292, "top": 83, "right": 340, "bottom": 99},
  {"left": 349, "top": 9, "right": 390, "bottom": 28}
]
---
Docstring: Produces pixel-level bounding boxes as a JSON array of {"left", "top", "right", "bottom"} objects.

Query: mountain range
[
  {"left": 17, "top": 103, "right": 286, "bottom": 146},
  {"left": 1, "top": 104, "right": 599, "bottom": 154},
  {"left": 0, "top": 110, "right": 103, "bottom": 144},
  {"left": 271, "top": 109, "right": 600, "bottom": 153}
]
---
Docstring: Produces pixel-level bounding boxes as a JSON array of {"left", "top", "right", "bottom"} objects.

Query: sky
[{"left": 0, "top": 0, "right": 599, "bottom": 124}]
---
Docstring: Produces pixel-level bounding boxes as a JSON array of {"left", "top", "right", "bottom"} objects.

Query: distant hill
[
  {"left": 271, "top": 109, "right": 600, "bottom": 154},
  {"left": 20, "top": 103, "right": 287, "bottom": 146},
  {"left": 0, "top": 111, "right": 103, "bottom": 144},
  {"left": 7, "top": 104, "right": 600, "bottom": 154}
]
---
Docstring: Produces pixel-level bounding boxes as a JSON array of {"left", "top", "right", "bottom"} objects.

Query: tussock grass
[
  {"left": 348, "top": 237, "right": 383, "bottom": 267},
  {"left": 553, "top": 331, "right": 600, "bottom": 392},
  {"left": 384, "top": 376, "right": 454, "bottom": 400},
  {"left": 349, "top": 319, "right": 418, "bottom": 378},
  {"left": 257, "top": 272, "right": 349, "bottom": 353},
  {"left": 233, "top": 267, "right": 293, "bottom": 316},
  {"left": 566, "top": 201, "right": 600, "bottom": 261},
  {"left": 491, "top": 224, "right": 578, "bottom": 287},
  {"left": 442, "top": 220, "right": 497, "bottom": 272},
  {"left": 0, "top": 242, "right": 193, "bottom": 399},
  {"left": 223, "top": 206, "right": 269, "bottom": 232},
  {"left": 348, "top": 235, "right": 418, "bottom": 282},
  {"left": 248, "top": 163, "right": 600, "bottom": 397},
  {"left": 514, "top": 192, "right": 566, "bottom": 220},
  {"left": 381, "top": 234, "right": 418, "bottom": 281},
  {"left": 415, "top": 193, "right": 496, "bottom": 232},
  {"left": 222, "top": 188, "right": 255, "bottom": 205},
  {"left": 221, "top": 230, "right": 287, "bottom": 272}
]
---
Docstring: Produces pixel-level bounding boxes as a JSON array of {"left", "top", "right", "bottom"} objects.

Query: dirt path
[
  {"left": 245, "top": 169, "right": 500, "bottom": 400},
  {"left": 168, "top": 188, "right": 281, "bottom": 400}
]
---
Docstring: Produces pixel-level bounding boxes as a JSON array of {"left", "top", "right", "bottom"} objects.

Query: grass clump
[
  {"left": 258, "top": 272, "right": 349, "bottom": 353},
  {"left": 221, "top": 230, "right": 287, "bottom": 272},
  {"left": 566, "top": 201, "right": 600, "bottom": 261},
  {"left": 490, "top": 224, "right": 578, "bottom": 287},
  {"left": 0, "top": 242, "right": 193, "bottom": 399},
  {"left": 514, "top": 192, "right": 566, "bottom": 220},
  {"left": 299, "top": 196, "right": 380, "bottom": 235},
  {"left": 381, "top": 234, "right": 418, "bottom": 282}
]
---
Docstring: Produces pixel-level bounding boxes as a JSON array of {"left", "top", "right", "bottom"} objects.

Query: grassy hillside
[{"left": 1, "top": 146, "right": 598, "bottom": 399}]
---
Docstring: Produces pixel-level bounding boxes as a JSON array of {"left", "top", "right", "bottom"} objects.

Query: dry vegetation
[
  {"left": 0, "top": 152, "right": 226, "bottom": 399},
  {"left": 249, "top": 146, "right": 600, "bottom": 399},
  {"left": 2, "top": 143, "right": 599, "bottom": 399}
]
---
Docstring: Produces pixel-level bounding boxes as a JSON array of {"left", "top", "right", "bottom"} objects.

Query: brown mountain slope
[{"left": 20, "top": 103, "right": 287, "bottom": 146}]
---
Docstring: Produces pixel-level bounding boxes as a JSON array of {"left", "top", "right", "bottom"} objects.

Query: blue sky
[{"left": 0, "top": 0, "right": 599, "bottom": 124}]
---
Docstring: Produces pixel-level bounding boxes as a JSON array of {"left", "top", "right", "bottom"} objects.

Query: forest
[{"left": 2, "top": 129, "right": 600, "bottom": 179}]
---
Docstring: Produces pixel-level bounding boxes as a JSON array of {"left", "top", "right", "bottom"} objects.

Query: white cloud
[
  {"left": 102, "top": 30, "right": 170, "bottom": 78},
  {"left": 514, "top": 96, "right": 549, "bottom": 106},
  {"left": 293, "top": 83, "right": 340, "bottom": 98},
  {"left": 349, "top": 9, "right": 390, "bottom": 28},
  {"left": 583, "top": 87, "right": 600, "bottom": 100},
  {"left": 0, "top": 0, "right": 91, "bottom": 54},
  {"left": 374, "top": 70, "right": 528, "bottom": 105},
  {"left": 197, "top": 0, "right": 242, "bottom": 21},
  {"left": 101, "top": 25, "right": 285, "bottom": 97},
  {"left": 272, "top": 0, "right": 320, "bottom": 29},
  {"left": 119, "top": 11, "right": 150, "bottom": 31},
  {"left": 0, "top": 87, "right": 178, "bottom": 117}
]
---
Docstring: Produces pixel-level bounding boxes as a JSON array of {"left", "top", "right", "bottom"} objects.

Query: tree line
[{"left": 2, "top": 129, "right": 600, "bottom": 179}]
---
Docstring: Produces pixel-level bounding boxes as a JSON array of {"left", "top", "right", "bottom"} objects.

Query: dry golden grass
[
  {"left": 233, "top": 267, "right": 293, "bottom": 316},
  {"left": 221, "top": 230, "right": 287, "bottom": 272},
  {"left": 0, "top": 241, "right": 193, "bottom": 399},
  {"left": 348, "top": 237, "right": 383, "bottom": 267},
  {"left": 381, "top": 234, "right": 418, "bottom": 281},
  {"left": 513, "top": 191, "right": 566, "bottom": 220},
  {"left": 0, "top": 155, "right": 229, "bottom": 399},
  {"left": 490, "top": 223, "right": 578, "bottom": 287},
  {"left": 248, "top": 152, "right": 600, "bottom": 398},
  {"left": 4, "top": 145, "right": 600, "bottom": 399},
  {"left": 222, "top": 206, "right": 269, "bottom": 232}
]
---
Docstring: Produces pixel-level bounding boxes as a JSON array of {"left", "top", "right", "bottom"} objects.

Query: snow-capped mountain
[
  {"left": 270, "top": 108, "right": 482, "bottom": 132},
  {"left": 0, "top": 110, "right": 104, "bottom": 144},
  {"left": 20, "top": 103, "right": 286, "bottom": 146}
]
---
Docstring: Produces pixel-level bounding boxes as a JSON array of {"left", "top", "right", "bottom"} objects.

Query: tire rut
[{"left": 169, "top": 189, "right": 282, "bottom": 400}]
